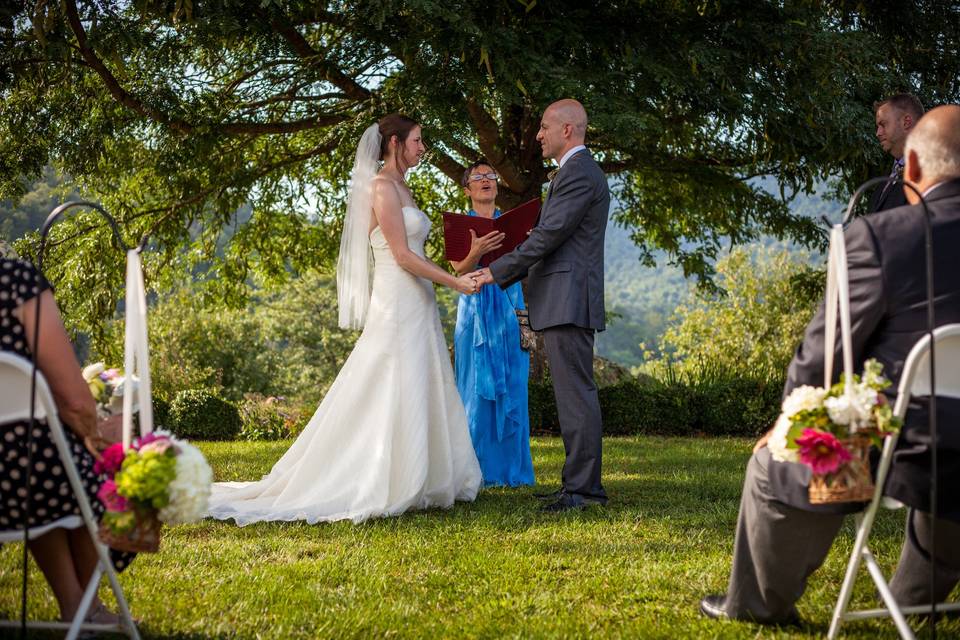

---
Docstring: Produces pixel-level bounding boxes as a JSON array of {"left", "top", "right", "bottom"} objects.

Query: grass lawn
[{"left": 1, "top": 436, "right": 956, "bottom": 638}]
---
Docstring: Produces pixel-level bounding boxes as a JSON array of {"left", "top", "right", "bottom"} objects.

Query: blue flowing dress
[{"left": 454, "top": 209, "right": 535, "bottom": 487}]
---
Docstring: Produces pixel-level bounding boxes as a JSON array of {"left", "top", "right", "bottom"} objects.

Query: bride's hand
[{"left": 455, "top": 274, "right": 479, "bottom": 295}]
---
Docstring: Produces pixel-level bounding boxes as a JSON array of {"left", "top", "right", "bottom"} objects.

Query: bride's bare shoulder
[{"left": 371, "top": 177, "right": 402, "bottom": 201}]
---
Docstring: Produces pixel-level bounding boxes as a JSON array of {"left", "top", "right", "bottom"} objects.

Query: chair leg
[
  {"left": 45, "top": 414, "right": 140, "bottom": 639},
  {"left": 65, "top": 565, "right": 102, "bottom": 640},
  {"left": 828, "top": 514, "right": 868, "bottom": 639},
  {"left": 864, "top": 550, "right": 915, "bottom": 640}
]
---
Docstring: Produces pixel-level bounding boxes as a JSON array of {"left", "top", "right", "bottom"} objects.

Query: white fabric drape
[{"left": 122, "top": 249, "right": 153, "bottom": 449}]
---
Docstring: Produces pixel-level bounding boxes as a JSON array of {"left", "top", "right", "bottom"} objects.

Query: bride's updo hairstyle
[{"left": 379, "top": 113, "right": 418, "bottom": 171}]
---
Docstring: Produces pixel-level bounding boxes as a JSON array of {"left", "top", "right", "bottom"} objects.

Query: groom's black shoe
[
  {"left": 534, "top": 488, "right": 564, "bottom": 501},
  {"left": 541, "top": 492, "right": 604, "bottom": 513}
]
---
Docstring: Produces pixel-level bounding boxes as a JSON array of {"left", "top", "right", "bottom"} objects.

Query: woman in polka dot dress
[{"left": 0, "top": 258, "right": 134, "bottom": 624}]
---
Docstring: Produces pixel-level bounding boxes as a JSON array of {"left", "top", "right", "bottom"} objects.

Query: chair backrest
[
  {"left": 0, "top": 352, "right": 54, "bottom": 424},
  {"left": 892, "top": 323, "right": 960, "bottom": 421}
]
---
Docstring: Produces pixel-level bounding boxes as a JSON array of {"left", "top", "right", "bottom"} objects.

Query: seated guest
[
  {"left": 0, "top": 257, "right": 133, "bottom": 624},
  {"left": 450, "top": 160, "right": 535, "bottom": 487},
  {"left": 700, "top": 105, "right": 960, "bottom": 624}
]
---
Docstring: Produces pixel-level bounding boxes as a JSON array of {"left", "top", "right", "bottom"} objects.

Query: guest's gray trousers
[{"left": 724, "top": 447, "right": 960, "bottom": 622}]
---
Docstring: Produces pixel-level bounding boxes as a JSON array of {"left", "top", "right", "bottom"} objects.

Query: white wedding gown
[{"left": 207, "top": 207, "right": 482, "bottom": 524}]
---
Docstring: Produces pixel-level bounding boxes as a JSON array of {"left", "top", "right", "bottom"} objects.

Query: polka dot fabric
[{"left": 0, "top": 259, "right": 133, "bottom": 571}]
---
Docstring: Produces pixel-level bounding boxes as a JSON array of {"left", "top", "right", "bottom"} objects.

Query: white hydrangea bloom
[
  {"left": 158, "top": 439, "right": 213, "bottom": 525},
  {"left": 781, "top": 385, "right": 827, "bottom": 418},
  {"left": 768, "top": 413, "right": 799, "bottom": 463},
  {"left": 824, "top": 383, "right": 878, "bottom": 430}
]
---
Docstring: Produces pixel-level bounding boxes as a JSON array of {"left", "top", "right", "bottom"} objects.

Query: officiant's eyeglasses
[{"left": 467, "top": 172, "right": 499, "bottom": 182}]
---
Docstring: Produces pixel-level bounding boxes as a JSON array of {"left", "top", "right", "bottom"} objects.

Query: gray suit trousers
[
  {"left": 542, "top": 324, "right": 606, "bottom": 501},
  {"left": 725, "top": 447, "right": 960, "bottom": 622}
]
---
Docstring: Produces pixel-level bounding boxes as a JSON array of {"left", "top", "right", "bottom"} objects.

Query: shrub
[
  {"left": 530, "top": 368, "right": 782, "bottom": 438},
  {"left": 650, "top": 246, "right": 820, "bottom": 380},
  {"left": 168, "top": 389, "right": 241, "bottom": 441},
  {"left": 238, "top": 394, "right": 312, "bottom": 441},
  {"left": 152, "top": 396, "right": 172, "bottom": 431}
]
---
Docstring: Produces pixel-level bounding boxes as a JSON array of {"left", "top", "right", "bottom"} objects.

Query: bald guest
[{"left": 701, "top": 105, "right": 960, "bottom": 625}]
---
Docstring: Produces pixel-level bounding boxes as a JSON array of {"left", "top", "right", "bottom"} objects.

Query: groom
[{"left": 470, "top": 99, "right": 610, "bottom": 512}]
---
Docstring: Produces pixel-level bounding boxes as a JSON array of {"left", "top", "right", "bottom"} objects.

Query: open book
[{"left": 442, "top": 198, "right": 540, "bottom": 266}]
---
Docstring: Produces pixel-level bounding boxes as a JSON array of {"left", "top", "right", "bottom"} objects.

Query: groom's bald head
[
  {"left": 545, "top": 99, "right": 588, "bottom": 141},
  {"left": 538, "top": 99, "right": 588, "bottom": 162}
]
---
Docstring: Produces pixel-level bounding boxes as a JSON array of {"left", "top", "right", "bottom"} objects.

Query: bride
[{"left": 207, "top": 114, "right": 483, "bottom": 524}]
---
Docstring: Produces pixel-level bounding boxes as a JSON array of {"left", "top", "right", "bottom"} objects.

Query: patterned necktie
[{"left": 877, "top": 160, "right": 904, "bottom": 204}]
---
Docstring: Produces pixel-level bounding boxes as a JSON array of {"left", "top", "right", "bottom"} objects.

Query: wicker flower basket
[
  {"left": 808, "top": 435, "right": 875, "bottom": 504},
  {"left": 99, "top": 511, "right": 161, "bottom": 553}
]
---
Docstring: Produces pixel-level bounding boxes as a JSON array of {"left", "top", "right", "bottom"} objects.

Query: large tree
[{"left": 1, "top": 0, "right": 957, "bottom": 336}]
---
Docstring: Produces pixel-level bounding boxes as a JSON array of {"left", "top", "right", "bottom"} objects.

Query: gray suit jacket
[
  {"left": 770, "top": 178, "right": 960, "bottom": 518},
  {"left": 489, "top": 150, "right": 609, "bottom": 331}
]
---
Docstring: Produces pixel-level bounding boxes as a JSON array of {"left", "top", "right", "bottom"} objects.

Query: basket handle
[{"left": 823, "top": 225, "right": 855, "bottom": 396}]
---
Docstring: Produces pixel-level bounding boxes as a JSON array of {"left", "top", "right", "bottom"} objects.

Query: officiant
[{"left": 450, "top": 160, "right": 535, "bottom": 487}]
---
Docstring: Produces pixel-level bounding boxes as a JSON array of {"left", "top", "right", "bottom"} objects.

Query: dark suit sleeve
[
  {"left": 784, "top": 218, "right": 887, "bottom": 396},
  {"left": 488, "top": 169, "right": 595, "bottom": 288}
]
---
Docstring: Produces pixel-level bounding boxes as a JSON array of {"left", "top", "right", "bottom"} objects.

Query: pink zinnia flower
[
  {"left": 795, "top": 428, "right": 852, "bottom": 475},
  {"left": 94, "top": 443, "right": 126, "bottom": 476},
  {"left": 97, "top": 479, "right": 128, "bottom": 512}
]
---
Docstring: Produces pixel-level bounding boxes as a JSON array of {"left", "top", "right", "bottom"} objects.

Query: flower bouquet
[
  {"left": 82, "top": 362, "right": 139, "bottom": 418},
  {"left": 95, "top": 431, "right": 213, "bottom": 552},
  {"left": 768, "top": 359, "right": 901, "bottom": 504}
]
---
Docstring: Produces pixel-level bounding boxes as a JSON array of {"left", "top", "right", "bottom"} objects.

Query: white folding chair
[
  {"left": 829, "top": 323, "right": 960, "bottom": 639},
  {"left": 0, "top": 352, "right": 140, "bottom": 639}
]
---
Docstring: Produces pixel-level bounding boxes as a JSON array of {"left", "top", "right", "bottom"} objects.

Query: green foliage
[
  {"left": 152, "top": 396, "right": 172, "bottom": 431},
  {"left": 2, "top": 2, "right": 957, "bottom": 338},
  {"left": 168, "top": 389, "right": 241, "bottom": 441},
  {"left": 238, "top": 394, "right": 311, "bottom": 441},
  {"left": 650, "top": 245, "right": 821, "bottom": 380},
  {"left": 531, "top": 368, "right": 782, "bottom": 439}
]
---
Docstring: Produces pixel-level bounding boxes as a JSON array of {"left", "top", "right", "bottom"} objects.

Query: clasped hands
[{"left": 457, "top": 267, "right": 495, "bottom": 295}]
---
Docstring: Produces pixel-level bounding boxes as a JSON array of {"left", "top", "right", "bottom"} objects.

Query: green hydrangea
[{"left": 115, "top": 449, "right": 178, "bottom": 509}]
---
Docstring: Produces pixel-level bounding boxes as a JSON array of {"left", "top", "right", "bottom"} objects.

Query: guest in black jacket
[
  {"left": 867, "top": 93, "right": 924, "bottom": 214},
  {"left": 701, "top": 104, "right": 960, "bottom": 624}
]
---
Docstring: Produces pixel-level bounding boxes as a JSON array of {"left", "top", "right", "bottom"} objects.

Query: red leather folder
[{"left": 442, "top": 198, "right": 541, "bottom": 266}]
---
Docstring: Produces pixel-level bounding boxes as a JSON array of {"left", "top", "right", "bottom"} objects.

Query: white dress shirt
[{"left": 558, "top": 145, "right": 587, "bottom": 168}]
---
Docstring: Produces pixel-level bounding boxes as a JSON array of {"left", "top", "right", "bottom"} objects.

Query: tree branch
[
  {"left": 64, "top": 0, "right": 192, "bottom": 134},
  {"left": 64, "top": 1, "right": 347, "bottom": 137},
  {"left": 265, "top": 11, "right": 371, "bottom": 102},
  {"left": 428, "top": 148, "right": 467, "bottom": 186},
  {"left": 464, "top": 98, "right": 525, "bottom": 190}
]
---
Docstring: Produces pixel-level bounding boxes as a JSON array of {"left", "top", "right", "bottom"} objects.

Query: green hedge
[
  {"left": 529, "top": 375, "right": 783, "bottom": 437},
  {"left": 168, "top": 389, "right": 242, "bottom": 441}
]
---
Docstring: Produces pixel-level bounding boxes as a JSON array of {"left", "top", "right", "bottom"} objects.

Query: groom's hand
[{"left": 467, "top": 267, "right": 495, "bottom": 287}]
